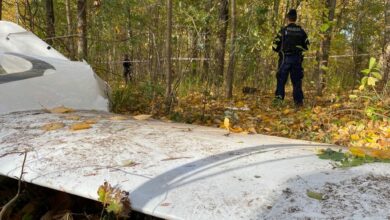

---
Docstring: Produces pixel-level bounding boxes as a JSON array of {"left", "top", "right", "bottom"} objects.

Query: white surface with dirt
[
  {"left": 0, "top": 21, "right": 109, "bottom": 114},
  {"left": 0, "top": 111, "right": 389, "bottom": 220}
]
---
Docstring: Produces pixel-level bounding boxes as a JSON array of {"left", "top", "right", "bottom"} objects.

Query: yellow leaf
[
  {"left": 110, "top": 116, "right": 128, "bottom": 121},
  {"left": 230, "top": 127, "right": 243, "bottom": 133},
  {"left": 224, "top": 117, "right": 230, "bottom": 130},
  {"left": 248, "top": 127, "right": 257, "bottom": 134},
  {"left": 133, "top": 114, "right": 152, "bottom": 120},
  {"left": 349, "top": 147, "right": 365, "bottom": 157},
  {"left": 64, "top": 115, "right": 81, "bottom": 120},
  {"left": 84, "top": 119, "right": 98, "bottom": 124},
  {"left": 350, "top": 134, "right": 360, "bottom": 141},
  {"left": 42, "top": 122, "right": 65, "bottom": 131},
  {"left": 313, "top": 106, "right": 322, "bottom": 114},
  {"left": 283, "top": 109, "right": 290, "bottom": 114},
  {"left": 70, "top": 122, "right": 92, "bottom": 131},
  {"left": 367, "top": 77, "right": 377, "bottom": 86},
  {"left": 48, "top": 106, "right": 74, "bottom": 114}
]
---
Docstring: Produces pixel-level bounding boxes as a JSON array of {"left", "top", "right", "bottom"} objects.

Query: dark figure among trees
[{"left": 123, "top": 54, "right": 132, "bottom": 83}]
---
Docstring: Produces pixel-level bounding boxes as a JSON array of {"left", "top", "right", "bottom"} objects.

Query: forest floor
[{"left": 114, "top": 85, "right": 389, "bottom": 160}]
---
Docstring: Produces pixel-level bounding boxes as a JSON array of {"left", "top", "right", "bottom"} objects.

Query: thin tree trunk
[
  {"left": 0, "top": 0, "right": 3, "bottom": 20},
  {"left": 316, "top": 0, "right": 336, "bottom": 96},
  {"left": 165, "top": 0, "right": 173, "bottom": 112},
  {"left": 215, "top": 0, "right": 229, "bottom": 83},
  {"left": 45, "top": 0, "right": 55, "bottom": 45},
  {"left": 65, "top": 0, "right": 75, "bottom": 60},
  {"left": 272, "top": 0, "right": 280, "bottom": 28},
  {"left": 77, "top": 0, "right": 87, "bottom": 60},
  {"left": 202, "top": 0, "right": 212, "bottom": 80},
  {"left": 191, "top": 30, "right": 198, "bottom": 76},
  {"left": 226, "top": 0, "right": 236, "bottom": 99},
  {"left": 382, "top": 0, "right": 390, "bottom": 90}
]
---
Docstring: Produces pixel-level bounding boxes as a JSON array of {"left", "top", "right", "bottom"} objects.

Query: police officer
[
  {"left": 123, "top": 54, "right": 132, "bottom": 83},
  {"left": 273, "top": 9, "right": 309, "bottom": 107}
]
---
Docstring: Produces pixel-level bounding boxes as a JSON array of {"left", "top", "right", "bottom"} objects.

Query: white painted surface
[
  {"left": 0, "top": 111, "right": 389, "bottom": 219},
  {"left": 0, "top": 21, "right": 109, "bottom": 114},
  {"left": 0, "top": 21, "right": 67, "bottom": 60}
]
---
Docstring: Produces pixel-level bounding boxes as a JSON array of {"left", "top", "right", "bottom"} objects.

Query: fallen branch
[
  {"left": 0, "top": 150, "right": 28, "bottom": 219},
  {"left": 0, "top": 151, "right": 26, "bottom": 158}
]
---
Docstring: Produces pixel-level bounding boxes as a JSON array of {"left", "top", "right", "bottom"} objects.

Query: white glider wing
[{"left": 0, "top": 21, "right": 109, "bottom": 114}]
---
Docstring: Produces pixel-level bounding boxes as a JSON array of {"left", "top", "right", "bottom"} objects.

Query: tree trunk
[
  {"left": 226, "top": 0, "right": 236, "bottom": 99},
  {"left": 65, "top": 0, "right": 75, "bottom": 60},
  {"left": 0, "top": 0, "right": 3, "bottom": 20},
  {"left": 45, "top": 0, "right": 55, "bottom": 45},
  {"left": 316, "top": 0, "right": 336, "bottom": 96},
  {"left": 202, "top": 0, "right": 212, "bottom": 80},
  {"left": 191, "top": 30, "right": 198, "bottom": 76},
  {"left": 165, "top": 0, "right": 173, "bottom": 112},
  {"left": 215, "top": 0, "right": 229, "bottom": 83},
  {"left": 77, "top": 0, "right": 87, "bottom": 60},
  {"left": 272, "top": 0, "right": 280, "bottom": 28},
  {"left": 382, "top": 0, "right": 390, "bottom": 90}
]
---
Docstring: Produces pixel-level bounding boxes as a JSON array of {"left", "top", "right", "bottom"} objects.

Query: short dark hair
[{"left": 287, "top": 9, "right": 297, "bottom": 22}]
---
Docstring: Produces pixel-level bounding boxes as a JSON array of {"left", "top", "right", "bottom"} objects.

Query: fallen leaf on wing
[
  {"left": 160, "top": 203, "right": 170, "bottom": 207},
  {"left": 307, "top": 190, "right": 324, "bottom": 200},
  {"left": 84, "top": 119, "right": 98, "bottom": 124},
  {"left": 70, "top": 122, "right": 92, "bottom": 131},
  {"left": 48, "top": 106, "right": 74, "bottom": 114},
  {"left": 42, "top": 122, "right": 65, "bottom": 131},
  {"left": 133, "top": 114, "right": 152, "bottom": 120},
  {"left": 121, "top": 160, "right": 139, "bottom": 167},
  {"left": 64, "top": 115, "right": 81, "bottom": 120},
  {"left": 110, "top": 116, "right": 128, "bottom": 121}
]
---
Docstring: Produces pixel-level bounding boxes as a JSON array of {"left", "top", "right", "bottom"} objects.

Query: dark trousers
[
  {"left": 123, "top": 69, "right": 132, "bottom": 83},
  {"left": 275, "top": 54, "right": 304, "bottom": 104}
]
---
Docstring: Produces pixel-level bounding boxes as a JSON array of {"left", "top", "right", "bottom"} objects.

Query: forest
[
  {"left": 0, "top": 0, "right": 390, "bottom": 219},
  {"left": 1, "top": 0, "right": 389, "bottom": 161}
]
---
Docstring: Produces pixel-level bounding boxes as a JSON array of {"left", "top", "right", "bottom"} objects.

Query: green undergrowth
[{"left": 317, "top": 148, "right": 390, "bottom": 168}]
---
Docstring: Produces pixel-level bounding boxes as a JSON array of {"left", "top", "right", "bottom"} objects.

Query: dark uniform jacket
[
  {"left": 123, "top": 59, "right": 131, "bottom": 74},
  {"left": 273, "top": 23, "right": 309, "bottom": 55}
]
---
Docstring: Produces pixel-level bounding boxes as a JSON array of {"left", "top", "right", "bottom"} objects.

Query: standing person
[
  {"left": 273, "top": 9, "right": 309, "bottom": 107},
  {"left": 123, "top": 54, "right": 132, "bottom": 83}
]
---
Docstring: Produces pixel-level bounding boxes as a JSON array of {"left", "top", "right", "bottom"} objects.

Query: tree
[
  {"left": 45, "top": 0, "right": 55, "bottom": 45},
  {"left": 202, "top": 0, "right": 212, "bottom": 80},
  {"left": 165, "top": 0, "right": 173, "bottom": 112},
  {"left": 316, "top": 0, "right": 336, "bottom": 96},
  {"left": 215, "top": 0, "right": 229, "bottom": 82},
  {"left": 0, "top": 0, "right": 3, "bottom": 20},
  {"left": 226, "top": 0, "right": 236, "bottom": 99},
  {"left": 383, "top": 0, "right": 389, "bottom": 90},
  {"left": 77, "top": 0, "right": 87, "bottom": 60},
  {"left": 65, "top": 0, "right": 75, "bottom": 60}
]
